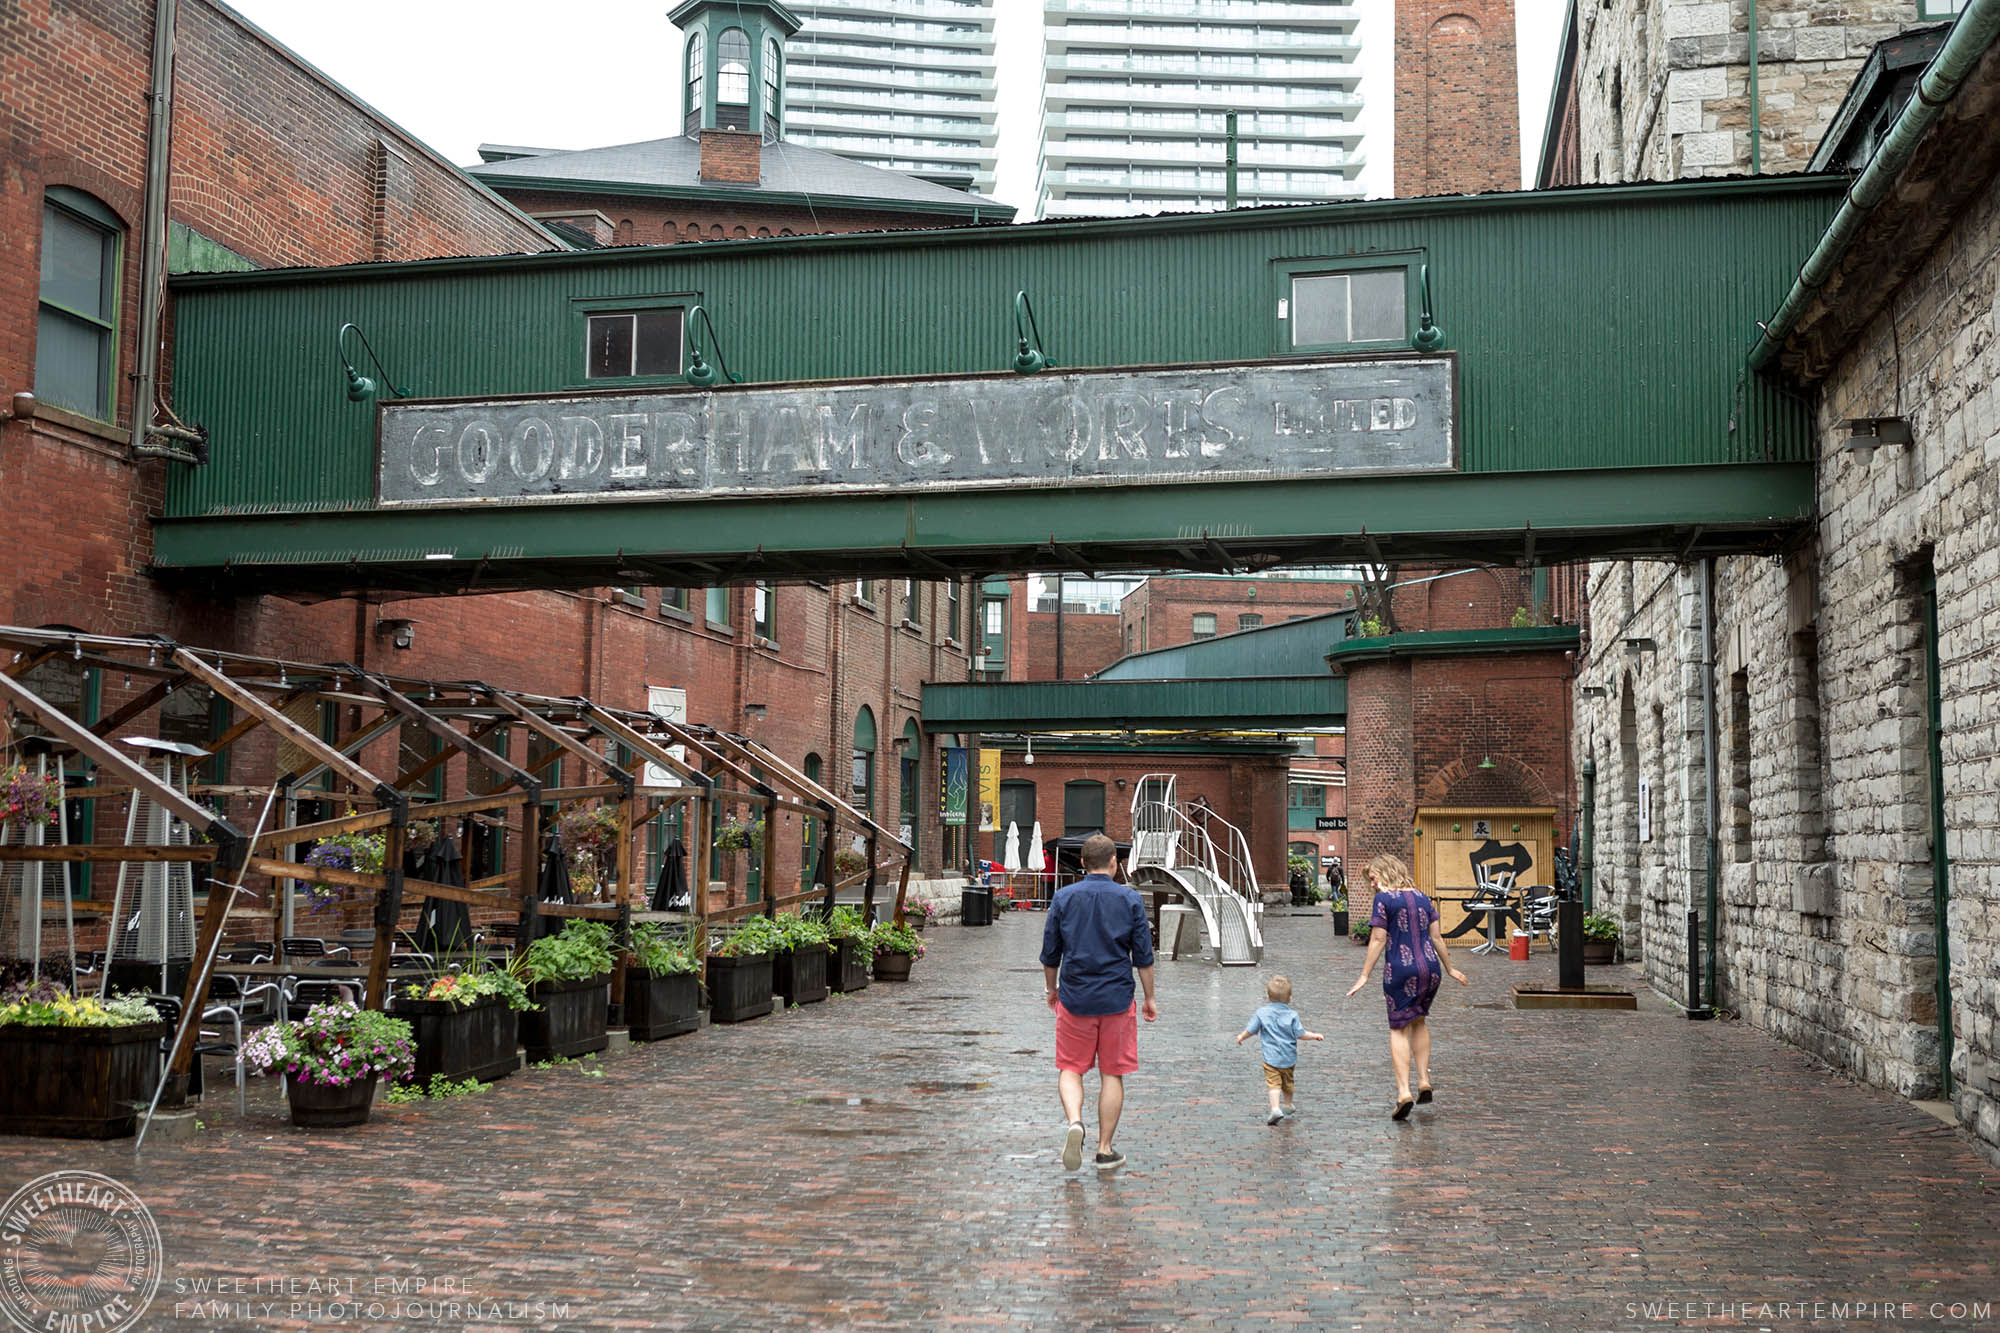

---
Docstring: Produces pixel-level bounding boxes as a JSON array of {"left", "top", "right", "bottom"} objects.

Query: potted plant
[
  {"left": 714, "top": 816, "right": 766, "bottom": 857},
  {"left": 901, "top": 897, "right": 934, "bottom": 933},
  {"left": 826, "top": 904, "right": 872, "bottom": 994},
  {"left": 624, "top": 923, "right": 702, "bottom": 1040},
  {"left": 772, "top": 912, "right": 831, "bottom": 1006},
  {"left": 300, "top": 823, "right": 385, "bottom": 913},
  {"left": 870, "top": 921, "right": 925, "bottom": 982},
  {"left": 990, "top": 885, "right": 1015, "bottom": 916},
  {"left": 558, "top": 803, "right": 621, "bottom": 901},
  {"left": 239, "top": 998, "right": 415, "bottom": 1129},
  {"left": 1581, "top": 912, "right": 1621, "bottom": 965},
  {"left": 1287, "top": 853, "right": 1313, "bottom": 906},
  {"left": 832, "top": 847, "right": 868, "bottom": 881},
  {"left": 708, "top": 915, "right": 782, "bottom": 1023},
  {"left": 0, "top": 985, "right": 166, "bottom": 1138},
  {"left": 394, "top": 960, "right": 532, "bottom": 1084},
  {"left": 1329, "top": 893, "right": 1350, "bottom": 937},
  {"left": 1350, "top": 917, "right": 1372, "bottom": 947},
  {"left": 519, "top": 919, "right": 615, "bottom": 1060}
]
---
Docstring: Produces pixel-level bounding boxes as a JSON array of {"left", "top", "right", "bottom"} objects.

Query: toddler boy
[{"left": 1235, "top": 974, "right": 1323, "bottom": 1125}]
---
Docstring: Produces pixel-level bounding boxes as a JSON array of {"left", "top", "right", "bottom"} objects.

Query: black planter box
[
  {"left": 829, "top": 937, "right": 871, "bottom": 993},
  {"left": 397, "top": 994, "right": 520, "bottom": 1083},
  {"left": 706, "top": 952, "right": 775, "bottom": 1023},
  {"left": 960, "top": 887, "right": 993, "bottom": 927},
  {"left": 626, "top": 969, "right": 702, "bottom": 1040},
  {"left": 774, "top": 944, "right": 829, "bottom": 1006},
  {"left": 286, "top": 1074, "right": 378, "bottom": 1129},
  {"left": 521, "top": 976, "right": 611, "bottom": 1061},
  {"left": 0, "top": 1021, "right": 169, "bottom": 1139},
  {"left": 1331, "top": 910, "right": 1350, "bottom": 935}
]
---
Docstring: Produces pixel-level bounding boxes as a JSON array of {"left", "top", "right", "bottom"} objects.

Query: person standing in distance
[{"left": 1042, "top": 833, "right": 1158, "bottom": 1172}]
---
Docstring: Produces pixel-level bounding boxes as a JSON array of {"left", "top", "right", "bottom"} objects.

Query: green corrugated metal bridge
[{"left": 153, "top": 176, "right": 1843, "bottom": 597}]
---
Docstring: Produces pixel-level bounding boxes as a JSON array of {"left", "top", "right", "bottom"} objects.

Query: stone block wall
[
  {"left": 1571, "top": 145, "right": 2000, "bottom": 1159},
  {"left": 1569, "top": 0, "right": 1932, "bottom": 183}
]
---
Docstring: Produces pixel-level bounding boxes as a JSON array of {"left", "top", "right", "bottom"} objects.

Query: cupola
[{"left": 670, "top": 0, "right": 801, "bottom": 143}]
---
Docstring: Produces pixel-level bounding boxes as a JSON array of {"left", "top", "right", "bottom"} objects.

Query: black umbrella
[
  {"left": 651, "top": 837, "right": 690, "bottom": 912},
  {"left": 412, "top": 831, "right": 474, "bottom": 957}
]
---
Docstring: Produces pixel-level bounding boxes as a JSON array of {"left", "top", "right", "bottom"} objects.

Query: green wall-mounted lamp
[
  {"left": 1477, "top": 755, "right": 1497, "bottom": 770},
  {"left": 684, "top": 305, "right": 743, "bottom": 388},
  {"left": 336, "top": 322, "right": 409, "bottom": 402},
  {"left": 1413, "top": 263, "right": 1445, "bottom": 353},
  {"left": 1013, "top": 290, "right": 1054, "bottom": 375}
]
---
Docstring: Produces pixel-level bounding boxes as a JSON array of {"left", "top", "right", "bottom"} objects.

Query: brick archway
[{"left": 1422, "top": 753, "right": 1556, "bottom": 809}]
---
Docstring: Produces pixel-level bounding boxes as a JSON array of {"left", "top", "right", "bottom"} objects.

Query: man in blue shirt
[{"left": 1041, "top": 833, "right": 1157, "bottom": 1172}]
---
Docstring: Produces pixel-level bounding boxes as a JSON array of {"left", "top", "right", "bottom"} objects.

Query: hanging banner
[
  {"left": 977, "top": 748, "right": 1003, "bottom": 832},
  {"left": 940, "top": 746, "right": 968, "bottom": 827}
]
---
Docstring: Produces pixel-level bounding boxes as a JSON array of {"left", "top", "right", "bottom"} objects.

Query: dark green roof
[
  {"left": 1094, "top": 611, "right": 1351, "bottom": 681},
  {"left": 1323, "top": 625, "right": 1580, "bottom": 670},
  {"left": 920, "top": 677, "right": 1345, "bottom": 732}
]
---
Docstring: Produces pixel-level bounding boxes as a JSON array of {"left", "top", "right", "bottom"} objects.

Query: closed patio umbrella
[
  {"left": 412, "top": 832, "right": 473, "bottom": 957},
  {"left": 1003, "top": 822, "right": 1022, "bottom": 873},
  {"left": 650, "top": 837, "right": 690, "bottom": 912},
  {"left": 539, "top": 832, "right": 575, "bottom": 904},
  {"left": 1029, "top": 819, "right": 1046, "bottom": 898}
]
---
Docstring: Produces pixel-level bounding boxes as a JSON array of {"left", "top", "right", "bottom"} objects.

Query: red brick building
[
  {"left": 1117, "top": 574, "right": 1361, "bottom": 659},
  {"left": 1395, "top": 0, "right": 1523, "bottom": 198},
  {"left": 0, "top": 0, "right": 981, "bottom": 908}
]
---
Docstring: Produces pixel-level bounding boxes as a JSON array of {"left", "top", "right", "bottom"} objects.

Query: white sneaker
[{"left": 1062, "top": 1121, "right": 1085, "bottom": 1171}]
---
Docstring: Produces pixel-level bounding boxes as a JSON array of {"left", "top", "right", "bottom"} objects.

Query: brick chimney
[{"left": 699, "top": 128, "right": 762, "bottom": 185}]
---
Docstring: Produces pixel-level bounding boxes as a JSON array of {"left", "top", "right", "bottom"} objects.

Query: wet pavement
[{"left": 1, "top": 911, "right": 1995, "bottom": 1330}]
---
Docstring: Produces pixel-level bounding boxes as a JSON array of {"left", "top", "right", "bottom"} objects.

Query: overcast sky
[{"left": 224, "top": 0, "right": 1570, "bottom": 210}]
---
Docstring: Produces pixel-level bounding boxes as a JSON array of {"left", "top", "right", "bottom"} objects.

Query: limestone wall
[{"left": 1570, "top": 0, "right": 1930, "bottom": 183}]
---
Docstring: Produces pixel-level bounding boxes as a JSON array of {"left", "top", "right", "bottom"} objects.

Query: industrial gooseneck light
[
  {"left": 683, "top": 305, "right": 743, "bottom": 389},
  {"left": 1013, "top": 290, "right": 1054, "bottom": 375},
  {"left": 336, "top": 322, "right": 410, "bottom": 403},
  {"left": 1413, "top": 263, "right": 1445, "bottom": 353}
]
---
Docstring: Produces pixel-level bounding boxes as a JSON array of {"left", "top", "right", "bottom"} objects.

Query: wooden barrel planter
[
  {"left": 0, "top": 1021, "right": 169, "bottom": 1139},
  {"left": 872, "top": 950, "right": 915, "bottom": 983},
  {"left": 774, "top": 944, "right": 829, "bottom": 1006},
  {"left": 521, "top": 976, "right": 612, "bottom": 1061},
  {"left": 625, "top": 969, "right": 702, "bottom": 1041},
  {"left": 285, "top": 1074, "right": 379, "bottom": 1129},
  {"left": 397, "top": 995, "right": 520, "bottom": 1083},
  {"left": 1582, "top": 941, "right": 1617, "bottom": 966},
  {"left": 829, "top": 938, "right": 871, "bottom": 994},
  {"left": 706, "top": 953, "right": 774, "bottom": 1024}
]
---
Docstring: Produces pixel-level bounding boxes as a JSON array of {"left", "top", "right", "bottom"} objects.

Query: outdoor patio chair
[
  {"left": 144, "top": 993, "right": 249, "bottom": 1114},
  {"left": 287, "top": 978, "right": 360, "bottom": 1020},
  {"left": 280, "top": 936, "right": 350, "bottom": 960},
  {"left": 1519, "top": 885, "right": 1561, "bottom": 948}
]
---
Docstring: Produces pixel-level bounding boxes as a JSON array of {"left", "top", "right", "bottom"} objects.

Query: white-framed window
[
  {"left": 1238, "top": 613, "right": 1263, "bottom": 631},
  {"left": 717, "top": 27, "right": 751, "bottom": 129},
  {"left": 1191, "top": 613, "right": 1218, "bottom": 640},
  {"left": 684, "top": 30, "right": 705, "bottom": 133},
  {"left": 753, "top": 582, "right": 776, "bottom": 642}
]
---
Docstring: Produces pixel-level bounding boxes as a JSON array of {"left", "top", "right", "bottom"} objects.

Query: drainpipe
[
  {"left": 129, "top": 0, "right": 178, "bottom": 456},
  {"left": 1579, "top": 756, "right": 1595, "bottom": 912},
  {"left": 1698, "top": 557, "right": 1720, "bottom": 1017},
  {"left": 1225, "top": 110, "right": 1239, "bottom": 210},
  {"left": 1749, "top": 0, "right": 2000, "bottom": 370},
  {"left": 1747, "top": 0, "right": 1760, "bottom": 175}
]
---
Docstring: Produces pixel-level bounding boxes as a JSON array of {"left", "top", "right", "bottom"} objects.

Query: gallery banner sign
[{"left": 376, "top": 356, "right": 1456, "bottom": 507}]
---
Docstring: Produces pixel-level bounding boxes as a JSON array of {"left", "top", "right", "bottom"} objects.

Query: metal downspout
[
  {"left": 129, "top": 0, "right": 178, "bottom": 454},
  {"left": 1748, "top": 0, "right": 1761, "bottom": 174},
  {"left": 1580, "top": 757, "right": 1596, "bottom": 912},
  {"left": 1749, "top": 0, "right": 2000, "bottom": 369},
  {"left": 1700, "top": 558, "right": 1720, "bottom": 1014}
]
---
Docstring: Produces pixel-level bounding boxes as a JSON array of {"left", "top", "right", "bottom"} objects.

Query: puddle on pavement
[
  {"left": 936, "top": 1029, "right": 1002, "bottom": 1036},
  {"left": 1011, "top": 1049, "right": 1039, "bottom": 1056},
  {"left": 793, "top": 1096, "right": 917, "bottom": 1113},
  {"left": 908, "top": 1080, "right": 992, "bottom": 1094},
  {"left": 788, "top": 1125, "right": 911, "bottom": 1138}
]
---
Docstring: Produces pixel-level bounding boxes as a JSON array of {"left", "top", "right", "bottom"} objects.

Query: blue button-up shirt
[
  {"left": 1243, "top": 1002, "right": 1305, "bottom": 1069},
  {"left": 1039, "top": 873, "right": 1155, "bottom": 1016}
]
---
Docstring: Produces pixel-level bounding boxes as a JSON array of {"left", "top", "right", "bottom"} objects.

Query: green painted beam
[
  {"left": 919, "top": 677, "right": 1347, "bottom": 732},
  {"left": 1324, "top": 625, "right": 1581, "bottom": 668},
  {"left": 150, "top": 463, "right": 1812, "bottom": 598}
]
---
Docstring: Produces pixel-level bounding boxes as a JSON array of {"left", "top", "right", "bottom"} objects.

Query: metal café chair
[
  {"left": 280, "top": 936, "right": 351, "bottom": 961},
  {"left": 1519, "top": 884, "right": 1562, "bottom": 949},
  {"left": 287, "top": 977, "right": 360, "bottom": 1021},
  {"left": 146, "top": 992, "right": 254, "bottom": 1115}
]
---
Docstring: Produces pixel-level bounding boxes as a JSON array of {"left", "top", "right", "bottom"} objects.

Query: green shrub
[
  {"left": 712, "top": 915, "right": 785, "bottom": 958},
  {"left": 522, "top": 919, "right": 616, "bottom": 983},
  {"left": 629, "top": 923, "right": 698, "bottom": 975}
]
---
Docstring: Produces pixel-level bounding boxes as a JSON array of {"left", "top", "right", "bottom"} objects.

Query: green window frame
[
  {"left": 660, "top": 586, "right": 691, "bottom": 618},
  {"left": 571, "top": 292, "right": 693, "bottom": 388},
  {"left": 705, "top": 586, "right": 731, "bottom": 629},
  {"left": 946, "top": 580, "right": 963, "bottom": 643},
  {"left": 37, "top": 188, "right": 123, "bottom": 421},
  {"left": 1287, "top": 781, "right": 1324, "bottom": 830},
  {"left": 1274, "top": 253, "right": 1419, "bottom": 356},
  {"left": 902, "top": 578, "right": 922, "bottom": 627},
  {"left": 1919, "top": 0, "right": 1966, "bottom": 16},
  {"left": 852, "top": 707, "right": 876, "bottom": 816},
  {"left": 854, "top": 579, "right": 877, "bottom": 609}
]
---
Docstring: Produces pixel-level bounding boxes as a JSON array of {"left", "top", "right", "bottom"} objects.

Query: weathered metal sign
[{"left": 376, "top": 356, "right": 1455, "bottom": 507}]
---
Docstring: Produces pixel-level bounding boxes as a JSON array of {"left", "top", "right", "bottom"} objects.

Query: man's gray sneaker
[{"left": 1062, "top": 1121, "right": 1085, "bottom": 1171}]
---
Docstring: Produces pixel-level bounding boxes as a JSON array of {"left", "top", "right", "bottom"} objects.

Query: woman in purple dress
[{"left": 1345, "top": 852, "right": 1469, "bottom": 1119}]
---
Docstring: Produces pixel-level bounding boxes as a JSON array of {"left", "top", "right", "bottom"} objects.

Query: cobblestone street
[{"left": 2, "top": 913, "right": 1995, "bottom": 1330}]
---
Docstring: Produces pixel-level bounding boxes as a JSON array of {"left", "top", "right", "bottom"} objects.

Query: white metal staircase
[{"left": 1127, "top": 773, "right": 1263, "bottom": 966}]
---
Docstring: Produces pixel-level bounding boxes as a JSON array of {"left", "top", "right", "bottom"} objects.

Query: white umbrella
[
  {"left": 1029, "top": 820, "right": 1046, "bottom": 877},
  {"left": 1003, "top": 821, "right": 1022, "bottom": 873}
]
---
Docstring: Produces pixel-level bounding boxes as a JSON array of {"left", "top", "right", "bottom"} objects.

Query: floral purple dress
[{"left": 1369, "top": 888, "right": 1442, "bottom": 1029}]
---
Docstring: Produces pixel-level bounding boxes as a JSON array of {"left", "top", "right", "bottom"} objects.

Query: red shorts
[{"left": 1055, "top": 1001, "right": 1139, "bottom": 1076}]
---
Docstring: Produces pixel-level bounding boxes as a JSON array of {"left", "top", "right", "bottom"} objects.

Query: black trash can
[{"left": 961, "top": 887, "right": 994, "bottom": 927}]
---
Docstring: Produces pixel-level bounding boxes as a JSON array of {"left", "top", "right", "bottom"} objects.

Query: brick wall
[
  {"left": 1119, "top": 576, "right": 1360, "bottom": 655},
  {"left": 1395, "top": 0, "right": 1523, "bottom": 197}
]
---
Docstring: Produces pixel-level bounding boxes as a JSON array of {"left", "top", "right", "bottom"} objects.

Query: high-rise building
[
  {"left": 1037, "top": 0, "right": 1366, "bottom": 218},
  {"left": 782, "top": 0, "right": 1000, "bottom": 196}
]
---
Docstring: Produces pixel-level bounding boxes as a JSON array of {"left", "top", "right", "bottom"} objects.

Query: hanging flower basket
[{"left": 1, "top": 764, "right": 62, "bottom": 830}]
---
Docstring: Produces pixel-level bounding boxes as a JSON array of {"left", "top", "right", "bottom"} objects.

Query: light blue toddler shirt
[{"left": 1244, "top": 1001, "right": 1305, "bottom": 1069}]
